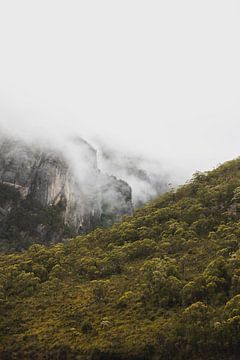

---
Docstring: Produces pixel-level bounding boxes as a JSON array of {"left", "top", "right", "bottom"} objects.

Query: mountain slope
[{"left": 1, "top": 158, "right": 240, "bottom": 359}]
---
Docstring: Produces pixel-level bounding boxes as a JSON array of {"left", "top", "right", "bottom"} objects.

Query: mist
[
  {"left": 0, "top": 116, "right": 171, "bottom": 207},
  {"left": 0, "top": 0, "right": 240, "bottom": 192}
]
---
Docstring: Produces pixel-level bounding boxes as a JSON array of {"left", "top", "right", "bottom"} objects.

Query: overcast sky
[{"left": 0, "top": 0, "right": 239, "bottom": 183}]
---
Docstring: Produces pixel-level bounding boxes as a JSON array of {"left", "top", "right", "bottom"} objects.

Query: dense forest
[{"left": 1, "top": 158, "right": 240, "bottom": 359}]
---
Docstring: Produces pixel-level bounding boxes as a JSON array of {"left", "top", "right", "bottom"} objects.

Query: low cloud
[{"left": 0, "top": 113, "right": 171, "bottom": 207}]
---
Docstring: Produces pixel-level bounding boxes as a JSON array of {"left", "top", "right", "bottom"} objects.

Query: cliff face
[{"left": 0, "top": 135, "right": 132, "bottom": 251}]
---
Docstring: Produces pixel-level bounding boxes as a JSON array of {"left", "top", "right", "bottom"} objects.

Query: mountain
[
  {"left": 0, "top": 135, "right": 132, "bottom": 251},
  {"left": 1, "top": 157, "right": 240, "bottom": 359}
]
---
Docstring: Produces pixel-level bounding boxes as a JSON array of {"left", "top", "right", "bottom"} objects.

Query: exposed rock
[
  {"left": 0, "top": 135, "right": 133, "bottom": 251},
  {"left": 98, "top": 144, "right": 169, "bottom": 207}
]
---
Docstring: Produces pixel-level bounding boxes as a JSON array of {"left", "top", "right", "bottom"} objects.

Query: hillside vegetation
[
  {"left": 0, "top": 184, "right": 75, "bottom": 252},
  {"left": 1, "top": 158, "right": 240, "bottom": 359}
]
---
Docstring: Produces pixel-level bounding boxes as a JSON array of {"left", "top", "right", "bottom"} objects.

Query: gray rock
[{"left": 0, "top": 134, "right": 133, "bottom": 246}]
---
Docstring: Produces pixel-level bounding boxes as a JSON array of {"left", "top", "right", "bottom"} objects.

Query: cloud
[
  {"left": 97, "top": 142, "right": 170, "bottom": 206},
  {"left": 0, "top": 113, "right": 170, "bottom": 207},
  {"left": 0, "top": 0, "right": 239, "bottom": 188}
]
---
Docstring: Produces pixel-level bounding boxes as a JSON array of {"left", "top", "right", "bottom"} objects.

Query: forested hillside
[{"left": 1, "top": 158, "right": 240, "bottom": 359}]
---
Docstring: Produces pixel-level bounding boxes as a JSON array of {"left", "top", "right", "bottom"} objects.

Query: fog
[
  {"left": 0, "top": 0, "right": 239, "bottom": 188},
  {"left": 0, "top": 122, "right": 170, "bottom": 207}
]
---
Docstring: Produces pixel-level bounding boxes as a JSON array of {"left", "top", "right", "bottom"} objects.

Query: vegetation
[
  {"left": 0, "top": 186, "right": 75, "bottom": 252},
  {"left": 1, "top": 158, "right": 240, "bottom": 358}
]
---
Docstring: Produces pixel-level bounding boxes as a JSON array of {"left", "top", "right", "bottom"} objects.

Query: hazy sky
[{"left": 0, "top": 1, "right": 239, "bottom": 183}]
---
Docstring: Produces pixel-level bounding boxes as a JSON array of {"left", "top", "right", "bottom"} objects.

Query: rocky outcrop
[
  {"left": 98, "top": 145, "right": 169, "bottom": 207},
  {"left": 0, "top": 135, "right": 133, "bottom": 250}
]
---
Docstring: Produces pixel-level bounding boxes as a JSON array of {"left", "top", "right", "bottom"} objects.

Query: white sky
[{"left": 0, "top": 0, "right": 239, "bottom": 183}]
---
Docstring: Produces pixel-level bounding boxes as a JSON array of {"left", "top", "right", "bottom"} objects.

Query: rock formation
[{"left": 0, "top": 134, "right": 133, "bottom": 251}]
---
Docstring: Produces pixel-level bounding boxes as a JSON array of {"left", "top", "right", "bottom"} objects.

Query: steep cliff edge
[{"left": 0, "top": 135, "right": 132, "bottom": 251}]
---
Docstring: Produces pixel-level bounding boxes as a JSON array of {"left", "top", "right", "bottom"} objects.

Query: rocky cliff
[{"left": 0, "top": 135, "right": 132, "bottom": 251}]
